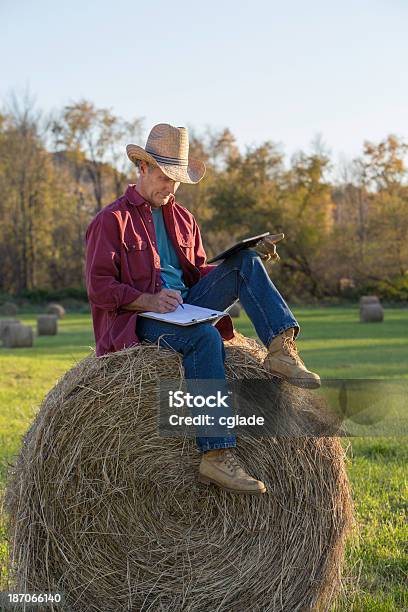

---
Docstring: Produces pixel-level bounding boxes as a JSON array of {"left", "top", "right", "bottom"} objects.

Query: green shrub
[
  {"left": 360, "top": 274, "right": 408, "bottom": 303},
  {"left": 16, "top": 287, "right": 88, "bottom": 304}
]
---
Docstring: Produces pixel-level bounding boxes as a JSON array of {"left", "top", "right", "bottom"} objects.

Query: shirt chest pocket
[
  {"left": 178, "top": 237, "right": 193, "bottom": 247},
  {"left": 129, "top": 239, "right": 147, "bottom": 250},
  {"left": 126, "top": 238, "right": 149, "bottom": 279},
  {"left": 178, "top": 236, "right": 194, "bottom": 261}
]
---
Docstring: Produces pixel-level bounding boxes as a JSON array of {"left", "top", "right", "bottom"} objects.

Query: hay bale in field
[
  {"left": 0, "top": 301, "right": 18, "bottom": 316},
  {"left": 46, "top": 303, "right": 66, "bottom": 318},
  {"left": 227, "top": 301, "right": 241, "bottom": 317},
  {"left": 359, "top": 295, "right": 380, "bottom": 306},
  {"left": 360, "top": 303, "right": 384, "bottom": 322},
  {"left": 359, "top": 295, "right": 384, "bottom": 322},
  {"left": 3, "top": 333, "right": 354, "bottom": 612},
  {"left": 0, "top": 319, "right": 21, "bottom": 343},
  {"left": 37, "top": 314, "right": 58, "bottom": 336},
  {"left": 3, "top": 323, "right": 33, "bottom": 348}
]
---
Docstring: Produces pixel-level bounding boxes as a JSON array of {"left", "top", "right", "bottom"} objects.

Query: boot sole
[
  {"left": 265, "top": 370, "right": 321, "bottom": 389},
  {"left": 198, "top": 474, "right": 267, "bottom": 495}
]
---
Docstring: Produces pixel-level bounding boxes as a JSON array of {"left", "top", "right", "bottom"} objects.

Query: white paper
[{"left": 138, "top": 303, "right": 226, "bottom": 326}]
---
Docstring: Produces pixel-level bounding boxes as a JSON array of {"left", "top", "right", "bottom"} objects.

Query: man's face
[{"left": 139, "top": 162, "right": 181, "bottom": 208}]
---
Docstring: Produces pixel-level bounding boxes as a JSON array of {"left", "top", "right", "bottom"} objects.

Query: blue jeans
[{"left": 136, "top": 249, "right": 299, "bottom": 452}]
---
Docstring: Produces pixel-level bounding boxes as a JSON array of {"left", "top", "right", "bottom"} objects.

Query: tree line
[{"left": 0, "top": 94, "right": 407, "bottom": 303}]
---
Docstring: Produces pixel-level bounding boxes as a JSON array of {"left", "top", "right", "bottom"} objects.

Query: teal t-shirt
[{"left": 151, "top": 207, "right": 189, "bottom": 298}]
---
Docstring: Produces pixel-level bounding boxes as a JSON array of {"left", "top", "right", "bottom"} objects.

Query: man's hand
[
  {"left": 253, "top": 234, "right": 284, "bottom": 263},
  {"left": 123, "top": 289, "right": 183, "bottom": 313}
]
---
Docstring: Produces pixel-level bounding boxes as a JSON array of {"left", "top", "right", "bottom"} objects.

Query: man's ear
[{"left": 144, "top": 161, "right": 154, "bottom": 175}]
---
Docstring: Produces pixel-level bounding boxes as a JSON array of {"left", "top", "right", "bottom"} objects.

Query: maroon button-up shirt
[{"left": 85, "top": 185, "right": 235, "bottom": 357}]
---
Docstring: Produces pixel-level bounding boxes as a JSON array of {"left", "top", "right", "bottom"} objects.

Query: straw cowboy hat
[{"left": 126, "top": 123, "right": 206, "bottom": 184}]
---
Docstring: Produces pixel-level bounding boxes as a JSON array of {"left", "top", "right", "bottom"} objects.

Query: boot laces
[
  {"left": 282, "top": 336, "right": 305, "bottom": 366},
  {"left": 219, "top": 449, "right": 242, "bottom": 473}
]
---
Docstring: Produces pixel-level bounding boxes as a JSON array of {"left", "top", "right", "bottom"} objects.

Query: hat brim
[{"left": 126, "top": 144, "right": 206, "bottom": 184}]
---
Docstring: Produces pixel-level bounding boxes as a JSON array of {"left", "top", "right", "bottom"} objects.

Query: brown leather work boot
[
  {"left": 198, "top": 448, "right": 266, "bottom": 495},
  {"left": 263, "top": 327, "right": 321, "bottom": 389}
]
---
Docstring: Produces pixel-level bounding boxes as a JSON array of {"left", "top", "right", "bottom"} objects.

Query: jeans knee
[
  {"left": 191, "top": 324, "right": 223, "bottom": 353},
  {"left": 230, "top": 248, "right": 260, "bottom": 271}
]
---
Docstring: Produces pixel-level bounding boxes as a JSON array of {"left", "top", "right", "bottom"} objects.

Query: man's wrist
[{"left": 122, "top": 292, "right": 151, "bottom": 311}]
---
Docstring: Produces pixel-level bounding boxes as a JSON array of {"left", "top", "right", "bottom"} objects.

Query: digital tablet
[{"left": 207, "top": 232, "right": 271, "bottom": 264}]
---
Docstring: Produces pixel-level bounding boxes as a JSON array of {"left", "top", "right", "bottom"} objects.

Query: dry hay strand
[{"left": 3, "top": 332, "right": 354, "bottom": 612}]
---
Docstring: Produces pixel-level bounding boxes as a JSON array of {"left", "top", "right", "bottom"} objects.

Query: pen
[{"left": 160, "top": 274, "right": 185, "bottom": 309}]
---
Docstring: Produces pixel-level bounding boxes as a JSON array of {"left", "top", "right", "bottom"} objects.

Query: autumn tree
[
  {"left": 52, "top": 100, "right": 143, "bottom": 212},
  {"left": 0, "top": 94, "right": 55, "bottom": 292},
  {"left": 279, "top": 150, "right": 335, "bottom": 297},
  {"left": 360, "top": 135, "right": 408, "bottom": 278},
  {"left": 0, "top": 92, "right": 407, "bottom": 301}
]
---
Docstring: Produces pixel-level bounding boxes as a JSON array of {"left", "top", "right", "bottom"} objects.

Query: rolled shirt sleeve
[{"left": 85, "top": 213, "right": 143, "bottom": 310}]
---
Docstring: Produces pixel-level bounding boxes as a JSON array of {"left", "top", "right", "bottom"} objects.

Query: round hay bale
[
  {"left": 0, "top": 301, "right": 18, "bottom": 316},
  {"left": 228, "top": 301, "right": 241, "bottom": 318},
  {"left": 3, "top": 333, "right": 353, "bottom": 612},
  {"left": 359, "top": 295, "right": 380, "bottom": 306},
  {"left": 46, "top": 303, "right": 66, "bottom": 318},
  {"left": 3, "top": 323, "right": 33, "bottom": 348},
  {"left": 37, "top": 314, "right": 58, "bottom": 335},
  {"left": 0, "top": 319, "right": 21, "bottom": 343},
  {"left": 360, "top": 303, "right": 384, "bottom": 322}
]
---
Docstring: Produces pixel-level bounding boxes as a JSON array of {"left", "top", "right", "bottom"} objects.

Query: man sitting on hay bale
[{"left": 85, "top": 123, "right": 321, "bottom": 496}]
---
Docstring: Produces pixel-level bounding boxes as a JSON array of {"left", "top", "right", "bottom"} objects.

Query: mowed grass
[{"left": 0, "top": 306, "right": 407, "bottom": 610}]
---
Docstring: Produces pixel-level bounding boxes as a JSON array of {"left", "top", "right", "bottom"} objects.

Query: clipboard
[
  {"left": 207, "top": 232, "right": 271, "bottom": 263},
  {"left": 138, "top": 303, "right": 226, "bottom": 326}
]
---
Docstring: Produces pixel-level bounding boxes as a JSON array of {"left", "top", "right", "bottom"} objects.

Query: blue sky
[{"left": 1, "top": 0, "right": 407, "bottom": 167}]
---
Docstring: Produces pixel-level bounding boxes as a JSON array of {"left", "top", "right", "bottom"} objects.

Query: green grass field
[{"left": 0, "top": 307, "right": 407, "bottom": 610}]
